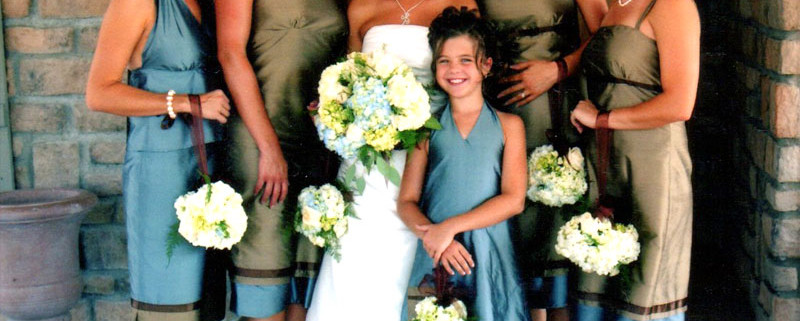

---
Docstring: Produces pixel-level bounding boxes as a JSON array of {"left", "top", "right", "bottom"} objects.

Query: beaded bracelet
[{"left": 166, "top": 89, "right": 177, "bottom": 119}]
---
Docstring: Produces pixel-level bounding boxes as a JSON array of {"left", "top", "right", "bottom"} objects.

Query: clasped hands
[{"left": 416, "top": 222, "right": 475, "bottom": 276}]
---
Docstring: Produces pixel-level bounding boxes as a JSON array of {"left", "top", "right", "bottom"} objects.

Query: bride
[{"left": 306, "top": 0, "right": 477, "bottom": 320}]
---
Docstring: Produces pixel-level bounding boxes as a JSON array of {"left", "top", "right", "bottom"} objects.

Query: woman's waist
[
  {"left": 127, "top": 116, "right": 223, "bottom": 152},
  {"left": 588, "top": 122, "right": 688, "bottom": 155},
  {"left": 128, "top": 68, "right": 223, "bottom": 94}
]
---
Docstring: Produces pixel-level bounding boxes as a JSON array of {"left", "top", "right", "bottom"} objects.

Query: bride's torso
[
  {"left": 309, "top": 24, "right": 437, "bottom": 321},
  {"left": 362, "top": 24, "right": 434, "bottom": 88},
  {"left": 341, "top": 24, "right": 439, "bottom": 207}
]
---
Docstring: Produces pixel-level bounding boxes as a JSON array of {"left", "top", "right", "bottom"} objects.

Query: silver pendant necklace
[
  {"left": 394, "top": 0, "right": 428, "bottom": 25},
  {"left": 618, "top": 0, "right": 633, "bottom": 6}
]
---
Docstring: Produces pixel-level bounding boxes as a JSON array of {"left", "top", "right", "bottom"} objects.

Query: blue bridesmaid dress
[{"left": 123, "top": 0, "right": 224, "bottom": 318}]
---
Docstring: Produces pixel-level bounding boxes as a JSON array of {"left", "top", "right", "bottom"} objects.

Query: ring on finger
[{"left": 520, "top": 92, "right": 526, "bottom": 99}]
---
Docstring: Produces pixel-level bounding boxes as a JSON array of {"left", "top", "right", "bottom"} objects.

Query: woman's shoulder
[
  {"left": 492, "top": 107, "right": 524, "bottom": 138},
  {"left": 108, "top": 0, "right": 156, "bottom": 20},
  {"left": 649, "top": 0, "right": 699, "bottom": 28}
]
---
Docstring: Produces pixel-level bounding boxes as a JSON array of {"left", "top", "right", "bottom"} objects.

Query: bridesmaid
[
  {"left": 478, "top": 1, "right": 606, "bottom": 320},
  {"left": 569, "top": 0, "right": 699, "bottom": 320},
  {"left": 215, "top": 1, "right": 347, "bottom": 320},
  {"left": 86, "top": 0, "right": 230, "bottom": 320}
]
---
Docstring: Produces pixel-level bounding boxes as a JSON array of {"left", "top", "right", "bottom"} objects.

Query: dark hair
[{"left": 428, "top": 7, "right": 498, "bottom": 76}]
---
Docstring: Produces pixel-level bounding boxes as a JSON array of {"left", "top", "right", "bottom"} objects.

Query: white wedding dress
[{"left": 307, "top": 24, "right": 436, "bottom": 321}]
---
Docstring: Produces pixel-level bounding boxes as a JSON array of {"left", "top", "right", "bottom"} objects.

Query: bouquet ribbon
[
  {"left": 188, "top": 94, "right": 209, "bottom": 176},
  {"left": 546, "top": 58, "right": 570, "bottom": 156},
  {"left": 595, "top": 111, "right": 614, "bottom": 220}
]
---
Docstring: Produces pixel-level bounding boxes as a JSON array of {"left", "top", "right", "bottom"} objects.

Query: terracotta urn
[{"left": 0, "top": 189, "right": 96, "bottom": 321}]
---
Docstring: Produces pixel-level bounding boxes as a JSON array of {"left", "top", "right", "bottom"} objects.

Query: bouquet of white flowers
[
  {"left": 295, "top": 184, "right": 355, "bottom": 261},
  {"left": 314, "top": 47, "right": 439, "bottom": 191},
  {"left": 555, "top": 212, "right": 640, "bottom": 276},
  {"left": 413, "top": 297, "right": 468, "bottom": 321},
  {"left": 169, "top": 179, "right": 248, "bottom": 257},
  {"left": 527, "top": 145, "right": 588, "bottom": 207}
]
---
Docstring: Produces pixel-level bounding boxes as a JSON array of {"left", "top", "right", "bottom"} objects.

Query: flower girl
[{"left": 397, "top": 7, "right": 530, "bottom": 321}]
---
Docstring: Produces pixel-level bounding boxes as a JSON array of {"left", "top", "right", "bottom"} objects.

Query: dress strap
[{"left": 634, "top": 0, "right": 658, "bottom": 30}]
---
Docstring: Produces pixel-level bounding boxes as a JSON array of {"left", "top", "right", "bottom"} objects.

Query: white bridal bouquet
[
  {"left": 295, "top": 184, "right": 355, "bottom": 261},
  {"left": 314, "top": 47, "right": 439, "bottom": 189},
  {"left": 527, "top": 145, "right": 588, "bottom": 207},
  {"left": 555, "top": 212, "right": 641, "bottom": 276},
  {"left": 413, "top": 297, "right": 468, "bottom": 321},
  {"left": 170, "top": 179, "right": 248, "bottom": 255}
]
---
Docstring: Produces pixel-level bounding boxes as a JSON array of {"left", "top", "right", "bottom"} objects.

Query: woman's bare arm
[{"left": 216, "top": 0, "right": 289, "bottom": 206}]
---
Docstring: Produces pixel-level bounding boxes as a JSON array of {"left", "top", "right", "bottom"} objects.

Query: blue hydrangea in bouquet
[{"left": 313, "top": 47, "right": 440, "bottom": 192}]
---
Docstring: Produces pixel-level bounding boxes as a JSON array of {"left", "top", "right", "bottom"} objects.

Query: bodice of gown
[
  {"left": 362, "top": 24, "right": 433, "bottom": 84},
  {"left": 581, "top": 26, "right": 661, "bottom": 111},
  {"left": 480, "top": 0, "right": 579, "bottom": 61},
  {"left": 126, "top": 0, "right": 222, "bottom": 152}
]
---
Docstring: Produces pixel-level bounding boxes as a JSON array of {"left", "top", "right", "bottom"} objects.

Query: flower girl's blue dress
[{"left": 406, "top": 103, "right": 530, "bottom": 321}]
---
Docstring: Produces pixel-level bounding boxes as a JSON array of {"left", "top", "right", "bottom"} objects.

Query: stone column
[{"left": 731, "top": 0, "right": 800, "bottom": 320}]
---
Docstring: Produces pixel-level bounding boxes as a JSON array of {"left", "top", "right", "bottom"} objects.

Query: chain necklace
[
  {"left": 618, "top": 0, "right": 633, "bottom": 6},
  {"left": 394, "top": 0, "right": 428, "bottom": 25}
]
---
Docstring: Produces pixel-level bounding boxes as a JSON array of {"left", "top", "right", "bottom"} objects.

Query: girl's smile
[{"left": 435, "top": 35, "right": 492, "bottom": 102}]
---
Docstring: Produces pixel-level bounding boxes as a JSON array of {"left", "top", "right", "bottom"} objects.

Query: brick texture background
[
  {"left": 1, "top": 0, "right": 130, "bottom": 320},
  {"left": 730, "top": 0, "right": 800, "bottom": 320},
  {"left": 1, "top": 0, "right": 799, "bottom": 321}
]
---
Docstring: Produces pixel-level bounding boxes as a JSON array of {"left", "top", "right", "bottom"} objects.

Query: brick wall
[
  {"left": 1, "top": 0, "right": 132, "bottom": 320},
  {"left": 2, "top": 1, "right": 800, "bottom": 321},
  {"left": 729, "top": 0, "right": 800, "bottom": 320}
]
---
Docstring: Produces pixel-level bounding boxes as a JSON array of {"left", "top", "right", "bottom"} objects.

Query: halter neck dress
[
  {"left": 480, "top": 0, "right": 583, "bottom": 308},
  {"left": 575, "top": 1, "right": 692, "bottom": 320},
  {"left": 406, "top": 103, "right": 529, "bottom": 321},
  {"left": 124, "top": 0, "right": 224, "bottom": 319}
]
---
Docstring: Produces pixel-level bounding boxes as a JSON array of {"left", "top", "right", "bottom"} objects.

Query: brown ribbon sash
[
  {"left": 188, "top": 94, "right": 209, "bottom": 176},
  {"left": 594, "top": 111, "right": 614, "bottom": 219},
  {"left": 546, "top": 58, "right": 570, "bottom": 156}
]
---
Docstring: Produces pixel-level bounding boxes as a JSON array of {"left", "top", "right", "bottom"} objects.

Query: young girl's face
[{"left": 434, "top": 35, "right": 492, "bottom": 100}]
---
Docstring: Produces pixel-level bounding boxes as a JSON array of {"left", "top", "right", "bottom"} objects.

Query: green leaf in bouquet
[
  {"left": 197, "top": 170, "right": 212, "bottom": 203},
  {"left": 376, "top": 156, "right": 401, "bottom": 186},
  {"left": 424, "top": 117, "right": 442, "bottom": 130},
  {"left": 358, "top": 147, "right": 378, "bottom": 172},
  {"left": 165, "top": 222, "right": 183, "bottom": 264},
  {"left": 343, "top": 163, "right": 356, "bottom": 191},
  {"left": 345, "top": 203, "right": 359, "bottom": 219},
  {"left": 355, "top": 176, "right": 366, "bottom": 194},
  {"left": 398, "top": 130, "right": 419, "bottom": 151}
]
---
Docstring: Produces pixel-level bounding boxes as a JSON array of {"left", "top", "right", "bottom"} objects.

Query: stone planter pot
[{"left": 0, "top": 189, "right": 96, "bottom": 321}]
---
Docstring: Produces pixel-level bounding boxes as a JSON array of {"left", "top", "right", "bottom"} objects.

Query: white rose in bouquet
[
  {"left": 527, "top": 145, "right": 588, "bottom": 207},
  {"left": 555, "top": 212, "right": 641, "bottom": 276}
]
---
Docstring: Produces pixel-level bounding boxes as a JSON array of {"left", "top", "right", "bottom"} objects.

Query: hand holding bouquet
[
  {"left": 555, "top": 212, "right": 640, "bottom": 276},
  {"left": 169, "top": 178, "right": 248, "bottom": 258},
  {"left": 527, "top": 145, "right": 588, "bottom": 207},
  {"left": 295, "top": 184, "right": 355, "bottom": 261}
]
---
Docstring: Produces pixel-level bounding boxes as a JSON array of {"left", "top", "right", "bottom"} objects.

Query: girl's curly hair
[
  {"left": 427, "top": 7, "right": 519, "bottom": 107},
  {"left": 428, "top": 7, "right": 498, "bottom": 75}
]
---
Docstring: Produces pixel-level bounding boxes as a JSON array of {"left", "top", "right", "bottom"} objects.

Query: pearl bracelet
[{"left": 166, "top": 89, "right": 177, "bottom": 119}]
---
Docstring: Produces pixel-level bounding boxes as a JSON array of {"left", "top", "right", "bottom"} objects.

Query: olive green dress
[
  {"left": 575, "top": 1, "right": 692, "bottom": 320},
  {"left": 225, "top": 0, "right": 346, "bottom": 316},
  {"left": 480, "top": 0, "right": 583, "bottom": 307}
]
